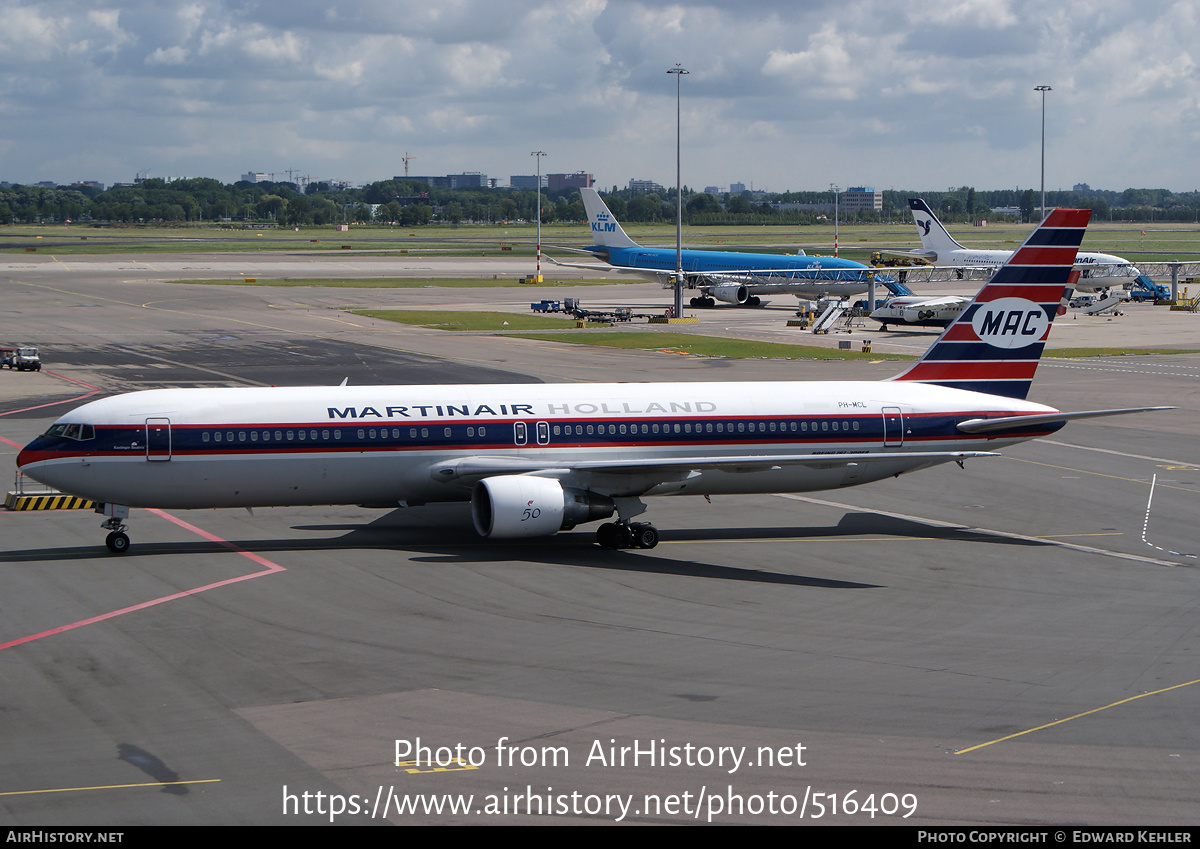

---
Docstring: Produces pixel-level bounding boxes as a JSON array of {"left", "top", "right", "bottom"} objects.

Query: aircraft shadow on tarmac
[{"left": 3, "top": 505, "right": 1048, "bottom": 590}]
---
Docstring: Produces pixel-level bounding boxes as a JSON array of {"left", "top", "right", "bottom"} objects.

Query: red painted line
[
  {"left": 0, "top": 435, "right": 20, "bottom": 448},
  {"left": 0, "top": 370, "right": 102, "bottom": 419},
  {"left": 0, "top": 509, "right": 285, "bottom": 652}
]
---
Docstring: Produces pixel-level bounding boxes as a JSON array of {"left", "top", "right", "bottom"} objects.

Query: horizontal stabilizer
[{"left": 956, "top": 406, "right": 1175, "bottom": 434}]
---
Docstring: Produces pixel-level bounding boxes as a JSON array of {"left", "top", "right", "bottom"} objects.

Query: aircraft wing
[
  {"left": 430, "top": 450, "right": 998, "bottom": 485},
  {"left": 543, "top": 254, "right": 666, "bottom": 279},
  {"left": 876, "top": 249, "right": 937, "bottom": 264},
  {"left": 893, "top": 296, "right": 970, "bottom": 309}
]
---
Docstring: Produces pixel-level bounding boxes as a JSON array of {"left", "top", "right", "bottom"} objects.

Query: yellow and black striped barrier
[{"left": 5, "top": 492, "right": 94, "bottom": 511}]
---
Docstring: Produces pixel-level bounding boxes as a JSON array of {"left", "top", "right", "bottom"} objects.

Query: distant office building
[
  {"left": 628, "top": 178, "right": 664, "bottom": 194},
  {"left": 411, "top": 173, "right": 489, "bottom": 190},
  {"left": 511, "top": 174, "right": 548, "bottom": 190},
  {"left": 241, "top": 172, "right": 270, "bottom": 183},
  {"left": 1073, "top": 183, "right": 1091, "bottom": 192},
  {"left": 703, "top": 186, "right": 720, "bottom": 195},
  {"left": 842, "top": 186, "right": 882, "bottom": 212},
  {"left": 730, "top": 182, "right": 746, "bottom": 194},
  {"left": 448, "top": 173, "right": 487, "bottom": 189},
  {"left": 547, "top": 172, "right": 593, "bottom": 190}
]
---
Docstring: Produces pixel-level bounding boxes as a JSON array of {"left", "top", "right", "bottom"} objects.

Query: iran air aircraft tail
[
  {"left": 16, "top": 206, "right": 1170, "bottom": 554},
  {"left": 907, "top": 198, "right": 1138, "bottom": 293}
]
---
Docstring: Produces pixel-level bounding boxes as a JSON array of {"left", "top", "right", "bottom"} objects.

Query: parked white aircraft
[
  {"left": 18, "top": 208, "right": 1167, "bottom": 554},
  {"left": 902, "top": 198, "right": 1138, "bottom": 294},
  {"left": 869, "top": 295, "right": 970, "bottom": 331}
]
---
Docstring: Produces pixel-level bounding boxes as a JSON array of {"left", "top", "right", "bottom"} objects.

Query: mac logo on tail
[{"left": 971, "top": 298, "right": 1049, "bottom": 349}]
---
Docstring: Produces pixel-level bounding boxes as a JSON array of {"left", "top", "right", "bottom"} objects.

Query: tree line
[{"left": 2, "top": 178, "right": 1197, "bottom": 226}]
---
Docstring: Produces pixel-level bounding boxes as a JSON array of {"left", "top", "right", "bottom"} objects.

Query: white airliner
[
  {"left": 546, "top": 188, "right": 910, "bottom": 306},
  {"left": 903, "top": 198, "right": 1138, "bottom": 294},
  {"left": 869, "top": 294, "right": 970, "bottom": 331},
  {"left": 17, "top": 208, "right": 1167, "bottom": 554}
]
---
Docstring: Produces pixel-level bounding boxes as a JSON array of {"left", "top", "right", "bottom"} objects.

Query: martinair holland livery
[
  {"left": 905, "top": 198, "right": 1138, "bottom": 293},
  {"left": 18, "top": 208, "right": 1167, "bottom": 554},
  {"left": 547, "top": 188, "right": 908, "bottom": 306}
]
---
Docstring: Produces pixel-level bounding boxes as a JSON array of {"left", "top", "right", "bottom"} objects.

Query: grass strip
[{"left": 509, "top": 331, "right": 912, "bottom": 360}]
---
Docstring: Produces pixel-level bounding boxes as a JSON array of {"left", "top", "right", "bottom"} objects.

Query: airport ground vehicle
[
  {"left": 1126, "top": 276, "right": 1171, "bottom": 302},
  {"left": 0, "top": 346, "right": 41, "bottom": 371}
]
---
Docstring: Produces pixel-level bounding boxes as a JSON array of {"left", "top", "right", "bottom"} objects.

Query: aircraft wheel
[
  {"left": 105, "top": 531, "right": 130, "bottom": 554},
  {"left": 690, "top": 297, "right": 699, "bottom": 307},
  {"left": 631, "top": 524, "right": 659, "bottom": 549},
  {"left": 596, "top": 523, "right": 623, "bottom": 549},
  {"left": 747, "top": 296, "right": 761, "bottom": 306},
  {"left": 702, "top": 297, "right": 715, "bottom": 308}
]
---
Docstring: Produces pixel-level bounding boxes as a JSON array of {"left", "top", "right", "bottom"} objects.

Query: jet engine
[
  {"left": 471, "top": 476, "right": 615, "bottom": 539},
  {"left": 709, "top": 282, "right": 750, "bottom": 305}
]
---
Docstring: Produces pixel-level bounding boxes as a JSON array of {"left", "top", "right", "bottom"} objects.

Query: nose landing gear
[{"left": 97, "top": 504, "right": 131, "bottom": 554}]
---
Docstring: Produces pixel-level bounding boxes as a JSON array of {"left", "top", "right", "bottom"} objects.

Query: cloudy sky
[{"left": 2, "top": 0, "right": 1198, "bottom": 192}]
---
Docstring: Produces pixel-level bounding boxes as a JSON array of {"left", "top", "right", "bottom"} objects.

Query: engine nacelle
[
  {"left": 709, "top": 282, "right": 749, "bottom": 305},
  {"left": 471, "top": 476, "right": 614, "bottom": 539}
]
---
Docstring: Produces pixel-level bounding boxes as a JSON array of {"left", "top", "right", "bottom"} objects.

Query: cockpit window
[{"left": 42, "top": 423, "right": 94, "bottom": 441}]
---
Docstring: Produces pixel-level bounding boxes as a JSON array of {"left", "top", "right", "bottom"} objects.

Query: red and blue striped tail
[{"left": 891, "top": 207, "right": 1091, "bottom": 399}]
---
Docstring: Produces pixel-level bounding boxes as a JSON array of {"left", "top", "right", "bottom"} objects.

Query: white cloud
[
  {"left": 146, "top": 45, "right": 188, "bottom": 65},
  {"left": 1, "top": 0, "right": 1198, "bottom": 191}
]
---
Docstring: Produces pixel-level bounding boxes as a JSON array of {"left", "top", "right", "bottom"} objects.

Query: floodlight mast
[
  {"left": 667, "top": 64, "right": 688, "bottom": 319},
  {"left": 1035, "top": 85, "right": 1052, "bottom": 220},
  {"left": 532, "top": 150, "right": 547, "bottom": 283}
]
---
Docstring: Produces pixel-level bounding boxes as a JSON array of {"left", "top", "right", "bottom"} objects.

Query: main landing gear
[
  {"left": 595, "top": 521, "right": 660, "bottom": 550},
  {"left": 690, "top": 296, "right": 715, "bottom": 308}
]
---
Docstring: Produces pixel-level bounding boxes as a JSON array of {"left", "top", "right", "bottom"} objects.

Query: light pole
[
  {"left": 667, "top": 64, "right": 688, "bottom": 318},
  {"left": 531, "top": 150, "right": 546, "bottom": 283},
  {"left": 830, "top": 183, "right": 841, "bottom": 258},
  {"left": 1035, "top": 85, "right": 1051, "bottom": 221}
]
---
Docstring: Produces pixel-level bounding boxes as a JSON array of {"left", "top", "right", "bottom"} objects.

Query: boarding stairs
[
  {"left": 812, "top": 300, "right": 848, "bottom": 334},
  {"left": 1084, "top": 294, "right": 1127, "bottom": 316}
]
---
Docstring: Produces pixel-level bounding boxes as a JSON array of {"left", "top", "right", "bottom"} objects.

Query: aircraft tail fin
[
  {"left": 891, "top": 208, "right": 1091, "bottom": 399},
  {"left": 909, "top": 198, "right": 967, "bottom": 259},
  {"left": 580, "top": 188, "right": 638, "bottom": 250}
]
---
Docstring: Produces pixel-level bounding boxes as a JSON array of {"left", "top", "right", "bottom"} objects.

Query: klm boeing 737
[{"left": 548, "top": 188, "right": 906, "bottom": 306}]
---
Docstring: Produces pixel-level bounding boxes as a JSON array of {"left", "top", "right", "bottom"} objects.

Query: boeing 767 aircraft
[{"left": 17, "top": 208, "right": 1167, "bottom": 553}]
